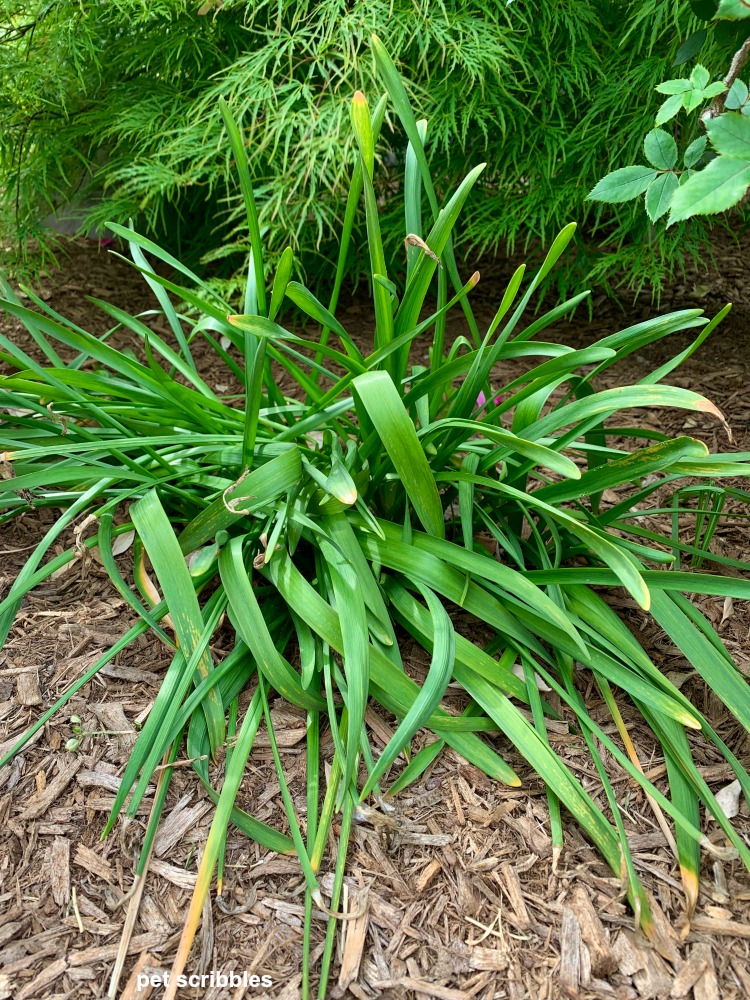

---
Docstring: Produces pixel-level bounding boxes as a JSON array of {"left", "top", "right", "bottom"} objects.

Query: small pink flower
[{"left": 476, "top": 390, "right": 503, "bottom": 408}]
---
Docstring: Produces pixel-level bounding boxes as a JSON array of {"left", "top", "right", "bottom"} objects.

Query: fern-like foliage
[{"left": 0, "top": 0, "right": 721, "bottom": 292}]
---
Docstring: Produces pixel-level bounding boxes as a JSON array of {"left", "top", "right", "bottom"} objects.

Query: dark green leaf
[{"left": 673, "top": 29, "right": 708, "bottom": 66}]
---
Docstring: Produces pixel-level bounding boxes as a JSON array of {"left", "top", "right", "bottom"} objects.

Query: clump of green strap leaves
[
  {"left": 2, "top": 34, "right": 750, "bottom": 997},
  {"left": 589, "top": 0, "right": 750, "bottom": 225}
]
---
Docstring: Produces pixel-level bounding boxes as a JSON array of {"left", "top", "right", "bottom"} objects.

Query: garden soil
[{"left": 0, "top": 238, "right": 749, "bottom": 999}]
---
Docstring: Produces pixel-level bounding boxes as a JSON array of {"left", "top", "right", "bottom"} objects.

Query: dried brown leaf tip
[{"left": 404, "top": 233, "right": 441, "bottom": 267}]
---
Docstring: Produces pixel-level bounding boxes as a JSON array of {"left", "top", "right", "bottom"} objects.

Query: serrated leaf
[
  {"left": 587, "top": 166, "right": 659, "bottom": 203},
  {"left": 683, "top": 89, "right": 707, "bottom": 112},
  {"left": 702, "top": 81, "right": 730, "bottom": 98},
  {"left": 656, "top": 79, "right": 693, "bottom": 95},
  {"left": 669, "top": 155, "right": 750, "bottom": 222},
  {"left": 644, "top": 129, "right": 678, "bottom": 169},
  {"left": 717, "top": 0, "right": 750, "bottom": 19},
  {"left": 707, "top": 111, "right": 750, "bottom": 155},
  {"left": 684, "top": 135, "right": 708, "bottom": 167},
  {"left": 673, "top": 29, "right": 709, "bottom": 66},
  {"left": 656, "top": 94, "right": 685, "bottom": 126},
  {"left": 690, "top": 65, "right": 710, "bottom": 90},
  {"left": 645, "top": 172, "right": 679, "bottom": 221},
  {"left": 726, "top": 78, "right": 749, "bottom": 109}
]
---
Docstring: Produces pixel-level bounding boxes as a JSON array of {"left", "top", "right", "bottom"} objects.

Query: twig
[{"left": 703, "top": 35, "right": 750, "bottom": 121}]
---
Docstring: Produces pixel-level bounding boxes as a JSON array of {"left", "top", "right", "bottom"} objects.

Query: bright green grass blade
[
  {"left": 525, "top": 567, "right": 750, "bottom": 600},
  {"left": 534, "top": 437, "right": 709, "bottom": 505},
  {"left": 0, "top": 478, "right": 114, "bottom": 645},
  {"left": 459, "top": 452, "right": 479, "bottom": 550},
  {"left": 97, "top": 514, "right": 173, "bottom": 645},
  {"left": 351, "top": 91, "right": 394, "bottom": 372},
  {"left": 527, "top": 654, "right": 744, "bottom": 871},
  {"left": 404, "top": 119, "right": 428, "bottom": 283},
  {"left": 131, "top": 490, "right": 226, "bottom": 752},
  {"left": 268, "top": 246, "right": 295, "bottom": 322},
  {"left": 641, "top": 305, "right": 730, "bottom": 386},
  {"left": 361, "top": 584, "right": 454, "bottom": 798},
  {"left": 521, "top": 653, "right": 563, "bottom": 864},
  {"left": 0, "top": 615, "right": 152, "bottom": 770},
  {"left": 370, "top": 34, "right": 480, "bottom": 343},
  {"left": 308, "top": 269, "right": 480, "bottom": 413},
  {"left": 440, "top": 469, "right": 652, "bottom": 610},
  {"left": 163, "top": 686, "right": 269, "bottom": 1000},
  {"left": 395, "top": 163, "right": 486, "bottom": 340},
  {"left": 177, "top": 447, "right": 301, "bottom": 553},
  {"left": 386, "top": 738, "right": 444, "bottom": 795},
  {"left": 524, "top": 384, "right": 728, "bottom": 443},
  {"left": 353, "top": 370, "right": 444, "bottom": 537},
  {"left": 125, "top": 232, "right": 196, "bottom": 370},
  {"left": 227, "top": 313, "right": 367, "bottom": 374},
  {"left": 455, "top": 657, "right": 649, "bottom": 917},
  {"left": 489, "top": 224, "right": 578, "bottom": 350},
  {"left": 371, "top": 536, "right": 550, "bottom": 657},
  {"left": 313, "top": 93, "right": 388, "bottom": 383},
  {"left": 258, "top": 675, "right": 321, "bottom": 897},
  {"left": 264, "top": 550, "right": 520, "bottom": 784},
  {"left": 384, "top": 580, "right": 528, "bottom": 703},
  {"left": 105, "top": 591, "right": 227, "bottom": 833},
  {"left": 216, "top": 696, "right": 238, "bottom": 894},
  {"left": 87, "top": 297, "right": 216, "bottom": 399},
  {"left": 646, "top": 712, "right": 701, "bottom": 916},
  {"left": 362, "top": 517, "right": 587, "bottom": 655},
  {"left": 0, "top": 299, "right": 171, "bottom": 399},
  {"left": 511, "top": 290, "right": 592, "bottom": 345},
  {"left": 319, "top": 533, "right": 369, "bottom": 797},
  {"left": 218, "top": 97, "right": 266, "bottom": 317},
  {"left": 183, "top": 646, "right": 296, "bottom": 852},
  {"left": 485, "top": 264, "right": 527, "bottom": 339},
  {"left": 285, "top": 281, "right": 364, "bottom": 363},
  {"left": 317, "top": 792, "right": 355, "bottom": 1000},
  {"left": 219, "top": 538, "right": 325, "bottom": 711},
  {"left": 643, "top": 705, "right": 750, "bottom": 869},
  {"left": 649, "top": 590, "right": 750, "bottom": 731},
  {"left": 420, "top": 417, "right": 581, "bottom": 480},
  {"left": 0, "top": 276, "right": 66, "bottom": 367},
  {"left": 320, "top": 513, "right": 402, "bottom": 666},
  {"left": 105, "top": 224, "right": 225, "bottom": 304},
  {"left": 565, "top": 659, "right": 644, "bottom": 925}
]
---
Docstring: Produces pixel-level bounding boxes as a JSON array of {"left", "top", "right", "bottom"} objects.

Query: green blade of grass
[
  {"left": 360, "top": 583, "right": 454, "bottom": 798},
  {"left": 353, "top": 370, "right": 444, "bottom": 537},
  {"left": 218, "top": 98, "right": 266, "bottom": 317},
  {"left": 219, "top": 537, "right": 326, "bottom": 712},
  {"left": 131, "top": 490, "right": 226, "bottom": 752},
  {"left": 264, "top": 549, "right": 520, "bottom": 785},
  {"left": 319, "top": 533, "right": 369, "bottom": 798}
]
